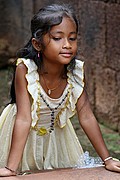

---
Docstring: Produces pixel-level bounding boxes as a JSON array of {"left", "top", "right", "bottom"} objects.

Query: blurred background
[{"left": 0, "top": 0, "right": 120, "bottom": 158}]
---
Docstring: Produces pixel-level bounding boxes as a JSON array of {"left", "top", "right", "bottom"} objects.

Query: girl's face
[{"left": 41, "top": 17, "right": 77, "bottom": 65}]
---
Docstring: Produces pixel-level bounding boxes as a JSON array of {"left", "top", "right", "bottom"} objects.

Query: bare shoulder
[
  {"left": 15, "top": 62, "right": 31, "bottom": 118},
  {"left": 16, "top": 62, "right": 27, "bottom": 75},
  {"left": 76, "top": 90, "right": 89, "bottom": 113},
  {"left": 15, "top": 62, "right": 28, "bottom": 86}
]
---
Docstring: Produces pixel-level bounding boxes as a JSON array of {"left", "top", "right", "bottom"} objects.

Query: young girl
[{"left": 0, "top": 3, "right": 120, "bottom": 177}]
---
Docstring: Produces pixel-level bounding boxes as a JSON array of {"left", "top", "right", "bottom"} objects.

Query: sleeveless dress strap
[{"left": 57, "top": 59, "right": 85, "bottom": 128}]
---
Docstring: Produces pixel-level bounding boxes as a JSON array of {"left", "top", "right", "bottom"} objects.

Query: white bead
[{"left": 48, "top": 89, "right": 51, "bottom": 95}]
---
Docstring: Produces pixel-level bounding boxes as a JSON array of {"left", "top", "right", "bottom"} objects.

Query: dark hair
[
  {"left": 17, "top": 4, "right": 78, "bottom": 67},
  {"left": 10, "top": 4, "right": 79, "bottom": 103}
]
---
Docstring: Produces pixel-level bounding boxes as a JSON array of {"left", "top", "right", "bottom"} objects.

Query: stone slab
[{"left": 0, "top": 167, "right": 119, "bottom": 180}]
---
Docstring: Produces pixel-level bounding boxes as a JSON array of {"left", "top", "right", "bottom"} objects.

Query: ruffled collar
[{"left": 16, "top": 58, "right": 84, "bottom": 129}]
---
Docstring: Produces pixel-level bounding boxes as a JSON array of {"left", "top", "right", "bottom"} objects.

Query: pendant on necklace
[{"left": 48, "top": 89, "right": 51, "bottom": 95}]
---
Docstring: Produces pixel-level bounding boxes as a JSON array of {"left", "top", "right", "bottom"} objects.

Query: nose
[{"left": 62, "top": 38, "right": 72, "bottom": 49}]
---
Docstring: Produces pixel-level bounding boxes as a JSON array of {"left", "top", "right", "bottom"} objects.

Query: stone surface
[
  {"left": 78, "top": 0, "right": 106, "bottom": 108},
  {"left": 0, "top": 167, "right": 120, "bottom": 180},
  {"left": 77, "top": 0, "right": 120, "bottom": 132},
  {"left": 95, "top": 65, "right": 119, "bottom": 131},
  {"left": 106, "top": 4, "right": 120, "bottom": 71},
  {"left": 0, "top": 0, "right": 33, "bottom": 67}
]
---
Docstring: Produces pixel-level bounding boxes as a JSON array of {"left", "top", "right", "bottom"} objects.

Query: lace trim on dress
[
  {"left": 16, "top": 58, "right": 40, "bottom": 127},
  {"left": 57, "top": 59, "right": 85, "bottom": 128}
]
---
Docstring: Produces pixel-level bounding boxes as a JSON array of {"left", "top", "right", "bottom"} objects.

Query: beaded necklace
[
  {"left": 40, "top": 92, "right": 69, "bottom": 133},
  {"left": 32, "top": 80, "right": 72, "bottom": 136}
]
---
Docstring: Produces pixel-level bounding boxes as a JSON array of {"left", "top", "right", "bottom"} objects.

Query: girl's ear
[{"left": 32, "top": 38, "right": 41, "bottom": 51}]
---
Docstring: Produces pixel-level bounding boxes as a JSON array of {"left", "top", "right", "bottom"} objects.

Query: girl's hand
[
  {"left": 0, "top": 167, "right": 16, "bottom": 177},
  {"left": 105, "top": 159, "right": 120, "bottom": 173}
]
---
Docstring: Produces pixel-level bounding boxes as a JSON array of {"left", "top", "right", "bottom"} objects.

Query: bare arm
[
  {"left": 7, "top": 63, "right": 32, "bottom": 172},
  {"left": 76, "top": 90, "right": 120, "bottom": 172}
]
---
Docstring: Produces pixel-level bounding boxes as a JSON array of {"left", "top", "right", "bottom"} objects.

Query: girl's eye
[
  {"left": 52, "top": 37, "right": 61, "bottom": 41},
  {"left": 69, "top": 37, "right": 77, "bottom": 41}
]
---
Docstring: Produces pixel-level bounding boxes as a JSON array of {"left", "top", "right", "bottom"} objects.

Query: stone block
[
  {"left": 95, "top": 64, "right": 119, "bottom": 130},
  {"left": 0, "top": 0, "right": 33, "bottom": 67},
  {"left": 106, "top": 4, "right": 120, "bottom": 71},
  {"left": 0, "top": 167, "right": 119, "bottom": 180}
]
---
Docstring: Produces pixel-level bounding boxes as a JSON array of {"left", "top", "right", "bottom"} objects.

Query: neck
[
  {"left": 38, "top": 60, "right": 67, "bottom": 96},
  {"left": 40, "top": 61, "right": 66, "bottom": 79}
]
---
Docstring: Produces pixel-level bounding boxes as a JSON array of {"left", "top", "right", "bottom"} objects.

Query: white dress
[{"left": 0, "top": 58, "right": 85, "bottom": 172}]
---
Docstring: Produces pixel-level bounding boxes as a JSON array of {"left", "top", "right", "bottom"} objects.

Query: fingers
[
  {"left": 105, "top": 161, "right": 120, "bottom": 173},
  {"left": 0, "top": 168, "right": 16, "bottom": 177},
  {"left": 115, "top": 166, "right": 120, "bottom": 172}
]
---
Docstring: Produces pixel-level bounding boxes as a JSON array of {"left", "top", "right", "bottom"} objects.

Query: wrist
[
  {"left": 103, "top": 156, "right": 113, "bottom": 165},
  {"left": 5, "top": 166, "right": 17, "bottom": 175},
  {"left": 103, "top": 156, "right": 120, "bottom": 165},
  {"left": 104, "top": 156, "right": 113, "bottom": 162}
]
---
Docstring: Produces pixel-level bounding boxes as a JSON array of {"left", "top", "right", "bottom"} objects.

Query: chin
[{"left": 61, "top": 58, "right": 73, "bottom": 65}]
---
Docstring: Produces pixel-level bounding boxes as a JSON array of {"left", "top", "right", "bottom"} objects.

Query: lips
[{"left": 60, "top": 52, "right": 73, "bottom": 58}]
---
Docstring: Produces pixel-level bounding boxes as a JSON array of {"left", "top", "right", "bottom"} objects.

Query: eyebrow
[{"left": 50, "top": 31, "right": 77, "bottom": 35}]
